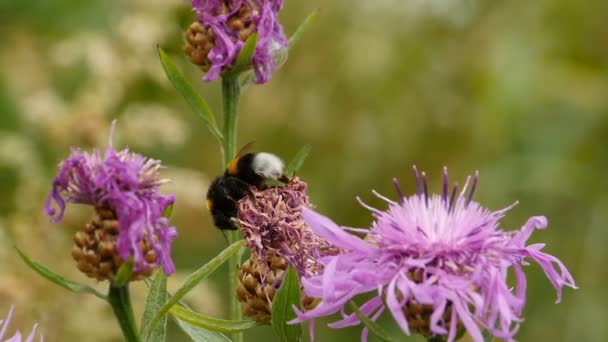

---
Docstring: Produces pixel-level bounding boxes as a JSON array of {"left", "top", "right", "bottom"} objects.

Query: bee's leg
[
  {"left": 213, "top": 209, "right": 239, "bottom": 231},
  {"left": 223, "top": 177, "right": 251, "bottom": 199},
  {"left": 243, "top": 187, "right": 258, "bottom": 208},
  {"left": 227, "top": 177, "right": 258, "bottom": 207}
]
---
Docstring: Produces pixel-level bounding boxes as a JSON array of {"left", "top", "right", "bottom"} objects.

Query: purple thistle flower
[
  {"left": 291, "top": 167, "right": 577, "bottom": 342},
  {"left": 44, "top": 121, "right": 177, "bottom": 275},
  {"left": 0, "top": 306, "right": 42, "bottom": 342},
  {"left": 191, "top": 0, "right": 287, "bottom": 83},
  {"left": 236, "top": 178, "right": 338, "bottom": 277}
]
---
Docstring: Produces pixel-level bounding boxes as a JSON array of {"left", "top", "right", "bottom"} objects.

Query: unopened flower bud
[
  {"left": 71, "top": 208, "right": 157, "bottom": 282},
  {"left": 236, "top": 253, "right": 316, "bottom": 323}
]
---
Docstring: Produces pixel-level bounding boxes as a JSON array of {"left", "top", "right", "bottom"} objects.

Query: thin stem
[
  {"left": 108, "top": 285, "right": 140, "bottom": 342},
  {"left": 222, "top": 74, "right": 241, "bottom": 165},
  {"left": 221, "top": 74, "right": 244, "bottom": 342}
]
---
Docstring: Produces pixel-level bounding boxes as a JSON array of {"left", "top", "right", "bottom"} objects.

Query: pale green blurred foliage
[{"left": 0, "top": 0, "right": 606, "bottom": 341}]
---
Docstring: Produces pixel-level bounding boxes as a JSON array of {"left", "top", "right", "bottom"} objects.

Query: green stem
[
  {"left": 221, "top": 74, "right": 244, "bottom": 342},
  {"left": 108, "top": 285, "right": 140, "bottom": 342},
  {"left": 222, "top": 74, "right": 241, "bottom": 165}
]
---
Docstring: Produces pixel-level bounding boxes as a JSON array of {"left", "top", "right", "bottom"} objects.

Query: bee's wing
[{"left": 233, "top": 141, "right": 255, "bottom": 159}]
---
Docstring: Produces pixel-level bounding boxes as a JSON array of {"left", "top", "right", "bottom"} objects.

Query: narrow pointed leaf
[
  {"left": 349, "top": 301, "right": 394, "bottom": 342},
  {"left": 238, "top": 70, "right": 255, "bottom": 89},
  {"left": 232, "top": 34, "right": 258, "bottom": 74},
  {"left": 271, "top": 267, "right": 302, "bottom": 342},
  {"left": 482, "top": 330, "right": 494, "bottom": 342},
  {"left": 285, "top": 144, "right": 312, "bottom": 177},
  {"left": 16, "top": 247, "right": 107, "bottom": 300},
  {"left": 146, "top": 240, "right": 244, "bottom": 338},
  {"left": 162, "top": 202, "right": 174, "bottom": 219},
  {"left": 240, "top": 9, "right": 319, "bottom": 89},
  {"left": 288, "top": 9, "right": 320, "bottom": 51},
  {"left": 174, "top": 317, "right": 231, "bottom": 342},
  {"left": 114, "top": 258, "right": 134, "bottom": 287},
  {"left": 171, "top": 305, "right": 258, "bottom": 333},
  {"left": 143, "top": 279, "right": 233, "bottom": 342},
  {"left": 158, "top": 48, "right": 223, "bottom": 142},
  {"left": 140, "top": 272, "right": 168, "bottom": 342}
]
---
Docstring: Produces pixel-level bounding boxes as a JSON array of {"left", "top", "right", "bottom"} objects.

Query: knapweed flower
[
  {"left": 44, "top": 121, "right": 177, "bottom": 281},
  {"left": 292, "top": 167, "right": 577, "bottom": 342},
  {"left": 237, "top": 178, "right": 336, "bottom": 277},
  {"left": 0, "top": 306, "right": 42, "bottom": 342},
  {"left": 185, "top": 0, "right": 287, "bottom": 83},
  {"left": 235, "top": 178, "right": 336, "bottom": 322}
]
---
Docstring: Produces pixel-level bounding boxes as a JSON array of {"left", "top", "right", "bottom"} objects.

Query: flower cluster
[
  {"left": 236, "top": 178, "right": 338, "bottom": 277},
  {"left": 187, "top": 0, "right": 287, "bottom": 83},
  {"left": 292, "top": 167, "right": 577, "bottom": 342},
  {"left": 0, "top": 306, "right": 42, "bottom": 342},
  {"left": 234, "top": 177, "right": 334, "bottom": 322},
  {"left": 44, "top": 122, "right": 177, "bottom": 276}
]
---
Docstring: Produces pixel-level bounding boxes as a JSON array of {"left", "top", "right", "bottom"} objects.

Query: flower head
[
  {"left": 0, "top": 306, "right": 42, "bottom": 342},
  {"left": 236, "top": 178, "right": 337, "bottom": 277},
  {"left": 292, "top": 167, "right": 577, "bottom": 342},
  {"left": 44, "top": 121, "right": 177, "bottom": 276},
  {"left": 186, "top": 0, "right": 287, "bottom": 83}
]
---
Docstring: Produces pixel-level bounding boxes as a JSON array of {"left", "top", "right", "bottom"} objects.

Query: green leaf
[
  {"left": 232, "top": 33, "right": 258, "bottom": 74},
  {"left": 482, "top": 330, "right": 494, "bottom": 342},
  {"left": 143, "top": 279, "right": 232, "bottom": 342},
  {"left": 174, "top": 317, "right": 231, "bottom": 342},
  {"left": 271, "top": 267, "right": 302, "bottom": 342},
  {"left": 114, "top": 258, "right": 134, "bottom": 287},
  {"left": 349, "top": 301, "right": 394, "bottom": 342},
  {"left": 285, "top": 144, "right": 312, "bottom": 177},
  {"left": 238, "top": 70, "right": 255, "bottom": 89},
  {"left": 16, "top": 247, "right": 107, "bottom": 300},
  {"left": 145, "top": 240, "right": 244, "bottom": 338},
  {"left": 140, "top": 272, "right": 168, "bottom": 342},
  {"left": 162, "top": 202, "right": 174, "bottom": 219},
  {"left": 239, "top": 9, "right": 319, "bottom": 89},
  {"left": 171, "top": 304, "right": 258, "bottom": 333},
  {"left": 288, "top": 9, "right": 320, "bottom": 52},
  {"left": 158, "top": 48, "right": 223, "bottom": 142}
]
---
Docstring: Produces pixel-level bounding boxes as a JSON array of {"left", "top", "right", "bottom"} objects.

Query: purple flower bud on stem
[
  {"left": 44, "top": 121, "right": 177, "bottom": 279},
  {"left": 185, "top": 0, "right": 287, "bottom": 84}
]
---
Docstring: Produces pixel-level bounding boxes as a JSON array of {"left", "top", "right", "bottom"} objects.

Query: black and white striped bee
[{"left": 206, "top": 147, "right": 286, "bottom": 231}]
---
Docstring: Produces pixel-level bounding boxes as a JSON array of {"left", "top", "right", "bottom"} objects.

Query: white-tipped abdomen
[{"left": 252, "top": 153, "right": 284, "bottom": 180}]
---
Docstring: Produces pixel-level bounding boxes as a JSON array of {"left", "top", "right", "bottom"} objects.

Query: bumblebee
[{"left": 206, "top": 150, "right": 286, "bottom": 231}]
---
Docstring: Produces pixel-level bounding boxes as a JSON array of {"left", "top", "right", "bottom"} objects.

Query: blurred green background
[{"left": 0, "top": 0, "right": 605, "bottom": 341}]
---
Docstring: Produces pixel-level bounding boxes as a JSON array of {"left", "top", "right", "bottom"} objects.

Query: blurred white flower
[{"left": 121, "top": 104, "right": 189, "bottom": 148}]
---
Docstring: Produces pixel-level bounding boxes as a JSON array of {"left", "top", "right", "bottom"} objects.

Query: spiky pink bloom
[
  {"left": 191, "top": 0, "right": 287, "bottom": 83},
  {"left": 44, "top": 121, "right": 177, "bottom": 275},
  {"left": 292, "top": 167, "right": 577, "bottom": 342},
  {"left": 0, "top": 306, "right": 42, "bottom": 342},
  {"left": 237, "top": 178, "right": 338, "bottom": 277}
]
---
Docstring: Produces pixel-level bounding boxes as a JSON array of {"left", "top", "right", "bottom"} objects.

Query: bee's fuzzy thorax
[{"left": 252, "top": 152, "right": 284, "bottom": 180}]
